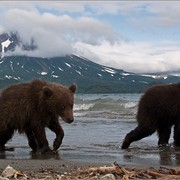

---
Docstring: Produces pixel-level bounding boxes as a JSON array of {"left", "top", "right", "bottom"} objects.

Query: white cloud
[
  {"left": 1, "top": 8, "right": 119, "bottom": 57},
  {"left": 1, "top": 1, "right": 180, "bottom": 73},
  {"left": 73, "top": 40, "right": 180, "bottom": 73},
  {"left": 145, "top": 1, "right": 180, "bottom": 27}
]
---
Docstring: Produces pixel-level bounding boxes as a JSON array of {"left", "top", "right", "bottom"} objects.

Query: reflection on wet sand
[
  {"left": 159, "top": 145, "right": 180, "bottom": 166},
  {"left": 1, "top": 143, "right": 180, "bottom": 167},
  {"left": 123, "top": 144, "right": 180, "bottom": 167},
  {"left": 0, "top": 146, "right": 60, "bottom": 160}
]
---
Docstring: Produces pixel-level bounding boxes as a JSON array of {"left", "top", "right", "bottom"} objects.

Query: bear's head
[{"left": 42, "top": 83, "right": 77, "bottom": 123}]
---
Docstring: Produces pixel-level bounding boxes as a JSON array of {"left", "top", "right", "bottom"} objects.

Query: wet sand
[
  {"left": 0, "top": 159, "right": 106, "bottom": 173},
  {"left": 1, "top": 136, "right": 180, "bottom": 179}
]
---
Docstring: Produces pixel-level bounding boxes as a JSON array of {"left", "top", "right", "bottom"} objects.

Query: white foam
[
  {"left": 124, "top": 102, "right": 137, "bottom": 109},
  {"left": 74, "top": 103, "right": 95, "bottom": 111}
]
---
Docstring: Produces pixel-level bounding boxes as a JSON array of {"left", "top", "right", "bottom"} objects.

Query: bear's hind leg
[
  {"left": 174, "top": 123, "right": 180, "bottom": 147},
  {"left": 0, "top": 128, "right": 14, "bottom": 151},
  {"left": 157, "top": 125, "right": 172, "bottom": 146},
  {"left": 121, "top": 125, "right": 156, "bottom": 149}
]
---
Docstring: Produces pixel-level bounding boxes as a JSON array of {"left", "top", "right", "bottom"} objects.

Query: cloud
[
  {"left": 145, "top": 2, "right": 180, "bottom": 27},
  {"left": 73, "top": 40, "right": 180, "bottom": 73},
  {"left": 1, "top": 1, "right": 180, "bottom": 73},
  {"left": 1, "top": 8, "right": 119, "bottom": 57}
]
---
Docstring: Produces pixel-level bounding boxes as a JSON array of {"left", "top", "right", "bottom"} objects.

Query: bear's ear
[
  {"left": 69, "top": 84, "right": 77, "bottom": 93},
  {"left": 42, "top": 86, "right": 53, "bottom": 98}
]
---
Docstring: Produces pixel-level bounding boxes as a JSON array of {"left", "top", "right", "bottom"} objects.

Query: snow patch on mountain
[
  {"left": 58, "top": 67, "right": 64, "bottom": 71},
  {"left": 141, "top": 74, "right": 168, "bottom": 79},
  {"left": 103, "top": 67, "right": 116, "bottom": 74},
  {"left": 65, "top": 62, "right": 71, "bottom": 67},
  {"left": 40, "top": 72, "right": 48, "bottom": 75},
  {"left": 1, "top": 39, "right": 13, "bottom": 59},
  {"left": 75, "top": 70, "right": 82, "bottom": 76}
]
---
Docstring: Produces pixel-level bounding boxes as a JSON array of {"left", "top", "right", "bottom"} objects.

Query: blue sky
[{"left": 1, "top": 1, "right": 180, "bottom": 73}]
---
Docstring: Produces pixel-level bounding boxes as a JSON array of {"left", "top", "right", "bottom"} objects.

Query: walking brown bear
[
  {"left": 0, "top": 79, "right": 77, "bottom": 153},
  {"left": 122, "top": 83, "right": 180, "bottom": 149}
]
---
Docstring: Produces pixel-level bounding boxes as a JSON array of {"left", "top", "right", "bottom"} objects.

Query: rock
[
  {"left": 0, "top": 176, "right": 9, "bottom": 180},
  {"left": 1, "top": 165, "right": 16, "bottom": 178},
  {"left": 43, "top": 175, "right": 55, "bottom": 180},
  {"left": 100, "top": 174, "right": 116, "bottom": 180}
]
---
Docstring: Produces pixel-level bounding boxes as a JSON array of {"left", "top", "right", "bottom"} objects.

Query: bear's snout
[
  {"left": 63, "top": 117, "right": 74, "bottom": 124},
  {"left": 60, "top": 108, "right": 74, "bottom": 124}
]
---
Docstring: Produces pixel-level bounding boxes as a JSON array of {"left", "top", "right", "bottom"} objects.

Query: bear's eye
[{"left": 61, "top": 105, "right": 66, "bottom": 110}]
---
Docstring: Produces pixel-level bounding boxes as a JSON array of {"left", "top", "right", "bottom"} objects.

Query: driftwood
[
  {"left": 58, "top": 162, "right": 180, "bottom": 180},
  {"left": 169, "top": 167, "right": 180, "bottom": 175},
  {"left": 147, "top": 169, "right": 180, "bottom": 179},
  {"left": 83, "top": 166, "right": 115, "bottom": 174},
  {"left": 1, "top": 163, "right": 180, "bottom": 179}
]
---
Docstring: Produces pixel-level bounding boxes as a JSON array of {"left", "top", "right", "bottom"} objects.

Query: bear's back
[
  {"left": 1, "top": 79, "right": 46, "bottom": 101},
  {"left": 140, "top": 83, "right": 180, "bottom": 107},
  {"left": 137, "top": 83, "right": 180, "bottom": 123}
]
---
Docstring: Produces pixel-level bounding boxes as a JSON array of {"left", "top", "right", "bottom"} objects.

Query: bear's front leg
[
  {"left": 32, "top": 127, "right": 52, "bottom": 154},
  {"left": 25, "top": 129, "right": 38, "bottom": 152},
  {"left": 48, "top": 121, "right": 64, "bottom": 151}
]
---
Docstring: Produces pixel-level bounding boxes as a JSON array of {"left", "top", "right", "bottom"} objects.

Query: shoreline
[{"left": 0, "top": 159, "right": 109, "bottom": 173}]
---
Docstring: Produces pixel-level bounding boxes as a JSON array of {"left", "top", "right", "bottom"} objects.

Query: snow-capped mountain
[
  {"left": 1, "top": 55, "right": 180, "bottom": 93},
  {"left": 1, "top": 32, "right": 180, "bottom": 93}
]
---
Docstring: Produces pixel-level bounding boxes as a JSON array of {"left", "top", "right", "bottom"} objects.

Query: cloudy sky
[{"left": 1, "top": 1, "right": 180, "bottom": 73}]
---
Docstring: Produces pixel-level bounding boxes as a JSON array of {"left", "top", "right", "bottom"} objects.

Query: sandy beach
[
  {"left": 1, "top": 158, "right": 180, "bottom": 180},
  {"left": 0, "top": 158, "right": 107, "bottom": 179},
  {"left": 0, "top": 159, "right": 108, "bottom": 173}
]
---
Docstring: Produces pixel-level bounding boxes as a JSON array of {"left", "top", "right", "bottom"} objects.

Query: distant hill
[{"left": 0, "top": 55, "right": 180, "bottom": 93}]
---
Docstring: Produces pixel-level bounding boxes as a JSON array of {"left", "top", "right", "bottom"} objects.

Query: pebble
[
  {"left": 100, "top": 174, "right": 116, "bottom": 180},
  {"left": 0, "top": 176, "right": 9, "bottom": 180}
]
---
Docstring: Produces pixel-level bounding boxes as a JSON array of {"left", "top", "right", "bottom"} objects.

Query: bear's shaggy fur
[
  {"left": 122, "top": 83, "right": 180, "bottom": 149},
  {"left": 0, "top": 79, "right": 76, "bottom": 153}
]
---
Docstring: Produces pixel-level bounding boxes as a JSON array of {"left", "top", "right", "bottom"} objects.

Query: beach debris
[
  {"left": 169, "top": 167, "right": 180, "bottom": 175},
  {"left": 1, "top": 165, "right": 24, "bottom": 179},
  {"left": 0, "top": 176, "right": 9, "bottom": 180},
  {"left": 100, "top": 174, "right": 116, "bottom": 180},
  {"left": 2, "top": 165, "right": 16, "bottom": 178},
  {"left": 1, "top": 163, "right": 180, "bottom": 179},
  {"left": 57, "top": 162, "right": 180, "bottom": 180}
]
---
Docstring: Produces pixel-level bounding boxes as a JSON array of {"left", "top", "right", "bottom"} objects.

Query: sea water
[{"left": 2, "top": 93, "right": 180, "bottom": 166}]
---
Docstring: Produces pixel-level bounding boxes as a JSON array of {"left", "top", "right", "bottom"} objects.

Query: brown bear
[
  {"left": 121, "top": 83, "right": 180, "bottom": 149},
  {"left": 0, "top": 79, "right": 77, "bottom": 153}
]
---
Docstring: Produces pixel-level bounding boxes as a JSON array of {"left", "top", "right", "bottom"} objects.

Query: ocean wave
[
  {"left": 74, "top": 103, "right": 95, "bottom": 111},
  {"left": 124, "top": 102, "right": 137, "bottom": 109},
  {"left": 74, "top": 93, "right": 140, "bottom": 119}
]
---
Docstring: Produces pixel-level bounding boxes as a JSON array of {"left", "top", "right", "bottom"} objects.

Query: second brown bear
[{"left": 122, "top": 83, "right": 180, "bottom": 149}]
